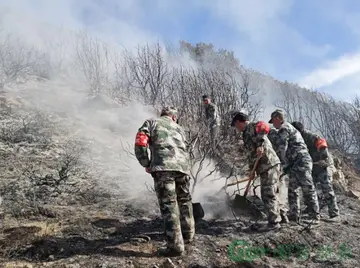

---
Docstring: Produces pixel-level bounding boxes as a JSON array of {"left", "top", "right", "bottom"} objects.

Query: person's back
[
  {"left": 136, "top": 115, "right": 190, "bottom": 174},
  {"left": 301, "top": 129, "right": 334, "bottom": 166},
  {"left": 134, "top": 106, "right": 195, "bottom": 257},
  {"left": 277, "top": 121, "right": 311, "bottom": 165},
  {"left": 291, "top": 122, "right": 340, "bottom": 220}
]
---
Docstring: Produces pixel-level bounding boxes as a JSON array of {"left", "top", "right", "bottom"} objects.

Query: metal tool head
[
  {"left": 233, "top": 194, "right": 253, "bottom": 210},
  {"left": 232, "top": 194, "right": 265, "bottom": 219},
  {"left": 192, "top": 202, "right": 205, "bottom": 221}
]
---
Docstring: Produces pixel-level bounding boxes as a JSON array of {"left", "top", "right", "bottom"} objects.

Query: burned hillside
[
  {"left": 1, "top": 88, "right": 360, "bottom": 268},
  {"left": 0, "top": 25, "right": 360, "bottom": 268}
]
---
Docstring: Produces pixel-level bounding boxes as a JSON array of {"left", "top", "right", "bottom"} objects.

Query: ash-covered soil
[
  {"left": 0, "top": 88, "right": 359, "bottom": 268},
  {"left": 1, "top": 193, "right": 359, "bottom": 268}
]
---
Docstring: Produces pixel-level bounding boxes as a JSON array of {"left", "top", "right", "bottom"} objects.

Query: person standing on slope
[
  {"left": 269, "top": 109, "right": 320, "bottom": 224},
  {"left": 134, "top": 106, "right": 195, "bottom": 257},
  {"left": 231, "top": 112, "right": 288, "bottom": 231},
  {"left": 202, "top": 94, "right": 221, "bottom": 149},
  {"left": 291, "top": 121, "right": 340, "bottom": 221},
  {"left": 267, "top": 127, "right": 289, "bottom": 220}
]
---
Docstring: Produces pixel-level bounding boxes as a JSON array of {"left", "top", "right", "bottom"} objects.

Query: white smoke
[{"left": 0, "top": 1, "right": 282, "bottom": 217}]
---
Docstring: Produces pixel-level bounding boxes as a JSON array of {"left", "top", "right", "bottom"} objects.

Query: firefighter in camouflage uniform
[
  {"left": 292, "top": 121, "right": 340, "bottom": 221},
  {"left": 134, "top": 106, "right": 195, "bottom": 256},
  {"left": 269, "top": 110, "right": 320, "bottom": 224},
  {"left": 231, "top": 112, "right": 288, "bottom": 231}
]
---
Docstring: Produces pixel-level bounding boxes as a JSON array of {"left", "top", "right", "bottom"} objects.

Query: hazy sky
[{"left": 1, "top": 0, "right": 359, "bottom": 101}]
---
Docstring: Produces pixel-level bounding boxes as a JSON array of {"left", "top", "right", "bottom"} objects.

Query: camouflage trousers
[
  {"left": 259, "top": 164, "right": 287, "bottom": 224},
  {"left": 277, "top": 171, "right": 288, "bottom": 219},
  {"left": 209, "top": 125, "right": 220, "bottom": 149},
  {"left": 288, "top": 160, "right": 320, "bottom": 219},
  {"left": 152, "top": 171, "right": 195, "bottom": 252},
  {"left": 313, "top": 166, "right": 339, "bottom": 217}
]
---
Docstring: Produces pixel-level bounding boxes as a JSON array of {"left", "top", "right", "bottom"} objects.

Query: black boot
[
  {"left": 288, "top": 214, "right": 300, "bottom": 223},
  {"left": 280, "top": 215, "right": 289, "bottom": 224},
  {"left": 157, "top": 247, "right": 184, "bottom": 257},
  {"left": 303, "top": 215, "right": 321, "bottom": 225},
  {"left": 327, "top": 215, "right": 340, "bottom": 222},
  {"left": 257, "top": 222, "right": 281, "bottom": 232}
]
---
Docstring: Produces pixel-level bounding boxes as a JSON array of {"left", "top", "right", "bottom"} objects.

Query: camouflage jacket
[
  {"left": 275, "top": 122, "right": 312, "bottom": 168},
  {"left": 300, "top": 129, "right": 334, "bottom": 171},
  {"left": 204, "top": 103, "right": 220, "bottom": 127},
  {"left": 134, "top": 116, "right": 190, "bottom": 175},
  {"left": 268, "top": 128, "right": 278, "bottom": 148},
  {"left": 242, "top": 122, "right": 281, "bottom": 174}
]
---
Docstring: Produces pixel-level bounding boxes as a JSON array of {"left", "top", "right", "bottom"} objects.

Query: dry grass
[
  {"left": 23, "top": 222, "right": 63, "bottom": 238},
  {"left": 1, "top": 216, "right": 63, "bottom": 238},
  {"left": 3, "top": 262, "right": 35, "bottom": 268}
]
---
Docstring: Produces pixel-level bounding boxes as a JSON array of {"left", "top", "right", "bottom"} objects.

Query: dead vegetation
[
  {"left": 0, "top": 103, "right": 109, "bottom": 220},
  {"left": 0, "top": 24, "right": 360, "bottom": 268}
]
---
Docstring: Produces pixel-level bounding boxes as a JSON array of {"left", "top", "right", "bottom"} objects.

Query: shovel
[{"left": 233, "top": 156, "right": 261, "bottom": 210}]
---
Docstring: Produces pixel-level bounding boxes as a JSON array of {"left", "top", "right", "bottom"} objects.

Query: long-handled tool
[
  {"left": 233, "top": 156, "right": 261, "bottom": 209},
  {"left": 216, "top": 177, "right": 251, "bottom": 195},
  {"left": 243, "top": 157, "right": 261, "bottom": 196},
  {"left": 218, "top": 156, "right": 261, "bottom": 195}
]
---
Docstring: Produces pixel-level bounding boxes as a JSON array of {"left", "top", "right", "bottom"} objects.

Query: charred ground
[
  {"left": 1, "top": 190, "right": 360, "bottom": 268},
  {"left": 1, "top": 93, "right": 360, "bottom": 268}
]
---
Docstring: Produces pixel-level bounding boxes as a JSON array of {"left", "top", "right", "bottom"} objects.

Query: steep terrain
[{"left": 1, "top": 81, "right": 360, "bottom": 268}]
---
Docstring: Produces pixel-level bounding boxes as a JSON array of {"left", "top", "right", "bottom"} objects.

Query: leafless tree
[
  {"left": 216, "top": 68, "right": 262, "bottom": 140},
  {"left": 274, "top": 81, "right": 310, "bottom": 123},
  {"left": 0, "top": 107, "right": 53, "bottom": 145},
  {"left": 0, "top": 32, "right": 49, "bottom": 87},
  {"left": 109, "top": 52, "right": 131, "bottom": 103},
  {"left": 75, "top": 31, "right": 113, "bottom": 96},
  {"left": 304, "top": 93, "right": 354, "bottom": 153},
  {"left": 339, "top": 96, "right": 360, "bottom": 154},
  {"left": 351, "top": 96, "right": 360, "bottom": 154},
  {"left": 124, "top": 43, "right": 170, "bottom": 106},
  {"left": 275, "top": 81, "right": 356, "bottom": 155},
  {"left": 42, "top": 27, "right": 74, "bottom": 75}
]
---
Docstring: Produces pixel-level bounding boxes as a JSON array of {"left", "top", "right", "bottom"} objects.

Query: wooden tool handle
[
  {"left": 224, "top": 177, "right": 250, "bottom": 187},
  {"left": 243, "top": 156, "right": 261, "bottom": 197}
]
